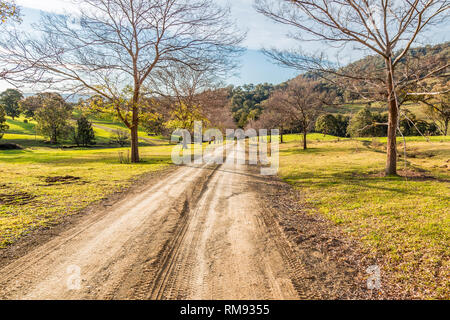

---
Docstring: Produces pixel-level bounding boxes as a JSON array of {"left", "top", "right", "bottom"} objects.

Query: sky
[{"left": 1, "top": 0, "right": 449, "bottom": 92}]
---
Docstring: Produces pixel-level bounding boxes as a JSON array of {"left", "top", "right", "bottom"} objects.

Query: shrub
[{"left": 110, "top": 129, "right": 130, "bottom": 147}]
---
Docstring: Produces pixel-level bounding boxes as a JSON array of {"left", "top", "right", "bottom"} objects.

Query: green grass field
[
  {"left": 0, "top": 145, "right": 174, "bottom": 247},
  {"left": 0, "top": 115, "right": 177, "bottom": 247},
  {"left": 278, "top": 133, "right": 450, "bottom": 298}
]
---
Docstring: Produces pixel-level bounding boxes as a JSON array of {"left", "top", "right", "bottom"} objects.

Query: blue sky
[
  {"left": 1, "top": 0, "right": 449, "bottom": 91},
  {"left": 2, "top": 0, "right": 301, "bottom": 89}
]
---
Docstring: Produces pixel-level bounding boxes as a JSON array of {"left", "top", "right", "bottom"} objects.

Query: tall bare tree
[
  {"left": 261, "top": 77, "right": 332, "bottom": 148},
  {"left": 255, "top": 0, "right": 449, "bottom": 175},
  {"left": 259, "top": 90, "right": 294, "bottom": 143},
  {"left": 0, "top": 0, "right": 244, "bottom": 162}
]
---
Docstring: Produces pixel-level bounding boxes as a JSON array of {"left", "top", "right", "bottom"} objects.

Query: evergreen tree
[
  {"left": 75, "top": 116, "right": 95, "bottom": 147},
  {"left": 0, "top": 106, "right": 9, "bottom": 139}
]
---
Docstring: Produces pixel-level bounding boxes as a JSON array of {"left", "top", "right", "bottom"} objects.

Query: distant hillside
[
  {"left": 300, "top": 42, "right": 450, "bottom": 114},
  {"left": 303, "top": 42, "right": 449, "bottom": 81},
  {"left": 229, "top": 42, "right": 449, "bottom": 127}
]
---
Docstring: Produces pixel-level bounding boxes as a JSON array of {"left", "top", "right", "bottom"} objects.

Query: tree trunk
[
  {"left": 280, "top": 127, "right": 283, "bottom": 143},
  {"left": 130, "top": 125, "right": 139, "bottom": 163},
  {"left": 51, "top": 127, "right": 57, "bottom": 144},
  {"left": 385, "top": 57, "right": 398, "bottom": 175},
  {"left": 445, "top": 118, "right": 448, "bottom": 136},
  {"left": 303, "top": 130, "right": 307, "bottom": 149},
  {"left": 130, "top": 94, "right": 140, "bottom": 162}
]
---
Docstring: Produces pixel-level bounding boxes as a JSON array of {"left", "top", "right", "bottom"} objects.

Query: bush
[
  {"left": 399, "top": 112, "right": 440, "bottom": 136},
  {"left": 315, "top": 113, "right": 349, "bottom": 137},
  {"left": 347, "top": 107, "right": 387, "bottom": 137},
  {"left": 110, "top": 129, "right": 130, "bottom": 147}
]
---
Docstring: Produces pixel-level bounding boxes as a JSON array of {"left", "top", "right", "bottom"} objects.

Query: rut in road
[{"left": 0, "top": 144, "right": 305, "bottom": 299}]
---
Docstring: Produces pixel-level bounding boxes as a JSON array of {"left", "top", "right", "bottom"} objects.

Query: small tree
[
  {"left": 347, "top": 106, "right": 388, "bottom": 137},
  {"left": 0, "top": 88, "right": 23, "bottom": 120},
  {"left": 0, "top": 105, "right": 9, "bottom": 139},
  {"left": 347, "top": 107, "right": 375, "bottom": 138},
  {"left": 111, "top": 129, "right": 130, "bottom": 147},
  {"left": 74, "top": 116, "right": 95, "bottom": 147},
  {"left": 285, "top": 78, "right": 333, "bottom": 149},
  {"left": 33, "top": 93, "right": 72, "bottom": 144}
]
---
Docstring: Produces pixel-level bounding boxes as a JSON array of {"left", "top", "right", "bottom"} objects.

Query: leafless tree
[
  {"left": 0, "top": 0, "right": 244, "bottom": 162},
  {"left": 198, "top": 87, "right": 236, "bottom": 133},
  {"left": 255, "top": 0, "right": 449, "bottom": 175},
  {"left": 151, "top": 63, "right": 235, "bottom": 133},
  {"left": 259, "top": 90, "right": 294, "bottom": 143},
  {"left": 262, "top": 77, "right": 332, "bottom": 149}
]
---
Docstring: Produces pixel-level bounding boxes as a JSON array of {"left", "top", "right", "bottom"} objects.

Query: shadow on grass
[
  {"left": 280, "top": 147, "right": 325, "bottom": 155},
  {"left": 282, "top": 169, "right": 449, "bottom": 200}
]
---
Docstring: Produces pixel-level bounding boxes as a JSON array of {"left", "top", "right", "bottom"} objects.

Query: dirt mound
[
  {"left": 44, "top": 175, "right": 81, "bottom": 184},
  {"left": 0, "top": 143, "right": 23, "bottom": 150},
  {"left": 0, "top": 192, "right": 35, "bottom": 205}
]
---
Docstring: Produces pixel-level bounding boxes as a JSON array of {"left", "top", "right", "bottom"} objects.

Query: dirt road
[
  {"left": 0, "top": 141, "right": 378, "bottom": 300},
  {"left": 0, "top": 144, "right": 306, "bottom": 299}
]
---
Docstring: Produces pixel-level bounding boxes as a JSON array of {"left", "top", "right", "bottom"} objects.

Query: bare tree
[
  {"left": 262, "top": 77, "right": 331, "bottom": 149},
  {"left": 255, "top": 0, "right": 449, "bottom": 175},
  {"left": 152, "top": 63, "right": 236, "bottom": 139},
  {"left": 197, "top": 87, "right": 236, "bottom": 133},
  {"left": 260, "top": 90, "right": 294, "bottom": 143},
  {"left": 0, "top": 0, "right": 244, "bottom": 162}
]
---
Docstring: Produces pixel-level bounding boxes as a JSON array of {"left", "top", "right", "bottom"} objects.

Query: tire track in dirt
[
  {"left": 143, "top": 146, "right": 300, "bottom": 299},
  {"left": 0, "top": 146, "right": 224, "bottom": 299}
]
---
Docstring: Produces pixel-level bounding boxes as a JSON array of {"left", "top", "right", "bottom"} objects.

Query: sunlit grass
[
  {"left": 0, "top": 145, "right": 175, "bottom": 247},
  {"left": 278, "top": 137, "right": 449, "bottom": 298}
]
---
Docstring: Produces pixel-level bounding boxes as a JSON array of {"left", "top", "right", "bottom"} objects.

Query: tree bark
[
  {"left": 130, "top": 89, "right": 140, "bottom": 163},
  {"left": 130, "top": 124, "right": 139, "bottom": 163},
  {"left": 51, "top": 127, "right": 57, "bottom": 144},
  {"left": 303, "top": 130, "right": 307, "bottom": 150},
  {"left": 385, "top": 58, "right": 398, "bottom": 175}
]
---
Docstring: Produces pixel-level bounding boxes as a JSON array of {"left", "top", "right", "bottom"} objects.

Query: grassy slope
[{"left": 278, "top": 133, "right": 449, "bottom": 298}]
